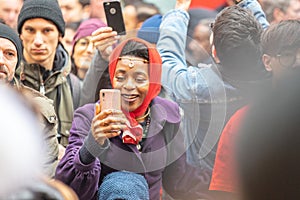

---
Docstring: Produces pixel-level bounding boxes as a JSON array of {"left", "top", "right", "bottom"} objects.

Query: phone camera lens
[{"left": 110, "top": 8, "right": 116, "bottom": 15}]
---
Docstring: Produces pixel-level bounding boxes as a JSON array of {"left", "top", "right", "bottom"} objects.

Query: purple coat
[{"left": 55, "top": 97, "right": 213, "bottom": 200}]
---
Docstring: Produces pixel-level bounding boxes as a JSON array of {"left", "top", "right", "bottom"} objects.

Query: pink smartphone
[{"left": 99, "top": 89, "right": 121, "bottom": 111}]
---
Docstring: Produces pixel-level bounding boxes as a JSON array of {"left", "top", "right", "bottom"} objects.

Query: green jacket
[
  {"left": 13, "top": 78, "right": 59, "bottom": 178},
  {"left": 16, "top": 44, "right": 79, "bottom": 147}
]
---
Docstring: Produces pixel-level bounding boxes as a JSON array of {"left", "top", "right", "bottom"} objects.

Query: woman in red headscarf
[{"left": 55, "top": 38, "right": 213, "bottom": 200}]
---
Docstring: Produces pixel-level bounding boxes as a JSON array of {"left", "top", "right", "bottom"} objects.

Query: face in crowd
[
  {"left": 0, "top": 0, "right": 23, "bottom": 30},
  {"left": 113, "top": 56, "right": 150, "bottom": 112},
  {"left": 262, "top": 20, "right": 300, "bottom": 84},
  {"left": 20, "top": 18, "right": 61, "bottom": 70},
  {"left": 0, "top": 38, "right": 18, "bottom": 82},
  {"left": 58, "top": 0, "right": 87, "bottom": 23},
  {"left": 72, "top": 36, "right": 96, "bottom": 79}
]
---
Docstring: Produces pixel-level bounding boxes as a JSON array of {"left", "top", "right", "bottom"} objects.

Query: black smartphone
[{"left": 103, "top": 1, "right": 126, "bottom": 35}]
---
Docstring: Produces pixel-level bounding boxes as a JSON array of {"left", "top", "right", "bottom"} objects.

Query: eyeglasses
[
  {"left": 118, "top": 57, "right": 149, "bottom": 68},
  {"left": 276, "top": 48, "right": 300, "bottom": 68},
  {"left": 76, "top": 37, "right": 95, "bottom": 49}
]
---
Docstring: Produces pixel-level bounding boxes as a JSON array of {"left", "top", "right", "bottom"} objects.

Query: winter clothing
[
  {"left": 56, "top": 38, "right": 214, "bottom": 200},
  {"left": 108, "top": 38, "right": 162, "bottom": 145},
  {"left": 0, "top": 23, "right": 22, "bottom": 66},
  {"left": 98, "top": 171, "right": 149, "bottom": 200},
  {"left": 55, "top": 97, "right": 213, "bottom": 200},
  {"left": 70, "top": 18, "right": 106, "bottom": 80},
  {"left": 72, "top": 18, "right": 106, "bottom": 51},
  {"left": 17, "top": 0, "right": 65, "bottom": 36},
  {"left": 156, "top": 0, "right": 270, "bottom": 173},
  {"left": 209, "top": 106, "right": 248, "bottom": 193},
  {"left": 18, "top": 83, "right": 59, "bottom": 178},
  {"left": 137, "top": 14, "right": 162, "bottom": 44},
  {"left": 16, "top": 44, "right": 79, "bottom": 147}
]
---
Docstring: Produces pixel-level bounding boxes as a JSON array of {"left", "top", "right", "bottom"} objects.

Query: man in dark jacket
[{"left": 16, "top": 0, "right": 81, "bottom": 147}]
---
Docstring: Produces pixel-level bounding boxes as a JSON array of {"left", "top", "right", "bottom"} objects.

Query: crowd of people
[{"left": 1, "top": 0, "right": 300, "bottom": 199}]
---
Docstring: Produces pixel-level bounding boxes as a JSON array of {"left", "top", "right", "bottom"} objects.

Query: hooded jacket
[{"left": 16, "top": 44, "right": 79, "bottom": 147}]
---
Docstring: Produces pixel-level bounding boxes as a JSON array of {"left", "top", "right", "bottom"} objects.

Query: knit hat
[
  {"left": 98, "top": 171, "right": 149, "bottom": 200},
  {"left": 17, "top": 0, "right": 65, "bottom": 36},
  {"left": 0, "top": 23, "right": 22, "bottom": 66},
  {"left": 72, "top": 18, "right": 106, "bottom": 53},
  {"left": 137, "top": 14, "right": 162, "bottom": 44}
]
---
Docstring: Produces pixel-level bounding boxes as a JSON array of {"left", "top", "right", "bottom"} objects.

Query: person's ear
[
  {"left": 82, "top": 5, "right": 91, "bottom": 20},
  {"left": 273, "top": 8, "right": 285, "bottom": 23},
  {"left": 59, "top": 34, "right": 63, "bottom": 42},
  {"left": 211, "top": 44, "right": 220, "bottom": 64},
  {"left": 262, "top": 54, "right": 273, "bottom": 72},
  {"left": 20, "top": 33, "right": 24, "bottom": 41}
]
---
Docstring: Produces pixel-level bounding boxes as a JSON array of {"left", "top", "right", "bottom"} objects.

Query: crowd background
[{"left": 0, "top": 0, "right": 300, "bottom": 199}]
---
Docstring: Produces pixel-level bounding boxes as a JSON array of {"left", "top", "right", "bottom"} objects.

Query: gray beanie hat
[
  {"left": 17, "top": 0, "right": 65, "bottom": 36},
  {"left": 0, "top": 23, "right": 23, "bottom": 66}
]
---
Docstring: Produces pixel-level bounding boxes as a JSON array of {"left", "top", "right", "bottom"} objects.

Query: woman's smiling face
[{"left": 112, "top": 56, "right": 149, "bottom": 112}]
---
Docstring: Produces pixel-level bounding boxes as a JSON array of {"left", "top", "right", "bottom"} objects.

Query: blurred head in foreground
[
  {"left": 0, "top": 84, "right": 43, "bottom": 198},
  {"left": 237, "top": 70, "right": 300, "bottom": 200}
]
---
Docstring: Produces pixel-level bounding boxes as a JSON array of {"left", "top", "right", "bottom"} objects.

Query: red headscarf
[{"left": 109, "top": 38, "right": 162, "bottom": 144}]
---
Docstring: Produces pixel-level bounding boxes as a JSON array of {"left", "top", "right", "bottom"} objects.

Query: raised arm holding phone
[
  {"left": 157, "top": 0, "right": 270, "bottom": 184},
  {"left": 55, "top": 0, "right": 222, "bottom": 198}
]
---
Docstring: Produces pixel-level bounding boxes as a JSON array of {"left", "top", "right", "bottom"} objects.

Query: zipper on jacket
[{"left": 38, "top": 67, "right": 46, "bottom": 95}]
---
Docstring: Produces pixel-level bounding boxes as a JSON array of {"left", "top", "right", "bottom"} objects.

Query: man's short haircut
[
  {"left": 261, "top": 20, "right": 300, "bottom": 56},
  {"left": 212, "top": 6, "right": 263, "bottom": 68}
]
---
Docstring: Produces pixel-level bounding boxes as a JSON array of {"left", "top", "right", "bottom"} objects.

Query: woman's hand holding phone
[
  {"left": 92, "top": 106, "right": 127, "bottom": 146},
  {"left": 91, "top": 89, "right": 127, "bottom": 146}
]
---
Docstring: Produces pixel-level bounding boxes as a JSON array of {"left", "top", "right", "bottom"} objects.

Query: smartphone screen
[
  {"left": 100, "top": 89, "right": 121, "bottom": 111},
  {"left": 103, "top": 1, "right": 126, "bottom": 35}
]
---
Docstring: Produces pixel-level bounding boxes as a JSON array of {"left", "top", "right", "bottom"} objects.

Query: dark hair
[
  {"left": 0, "top": 18, "right": 5, "bottom": 24},
  {"left": 68, "top": 22, "right": 82, "bottom": 76},
  {"left": 261, "top": 20, "right": 300, "bottom": 56},
  {"left": 79, "top": 0, "right": 90, "bottom": 7},
  {"left": 120, "top": 40, "right": 149, "bottom": 61},
  {"left": 135, "top": 2, "right": 160, "bottom": 23},
  {"left": 213, "top": 6, "right": 263, "bottom": 68}
]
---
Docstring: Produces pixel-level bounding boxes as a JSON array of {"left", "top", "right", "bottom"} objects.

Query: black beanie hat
[
  {"left": 17, "top": 0, "right": 65, "bottom": 36},
  {"left": 0, "top": 23, "right": 23, "bottom": 66}
]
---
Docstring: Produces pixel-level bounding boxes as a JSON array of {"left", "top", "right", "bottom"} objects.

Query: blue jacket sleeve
[
  {"left": 157, "top": 9, "right": 225, "bottom": 103},
  {"left": 239, "top": 0, "right": 269, "bottom": 29}
]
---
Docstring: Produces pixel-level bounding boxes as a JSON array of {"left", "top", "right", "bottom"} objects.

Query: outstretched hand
[{"left": 175, "top": 0, "right": 192, "bottom": 11}]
